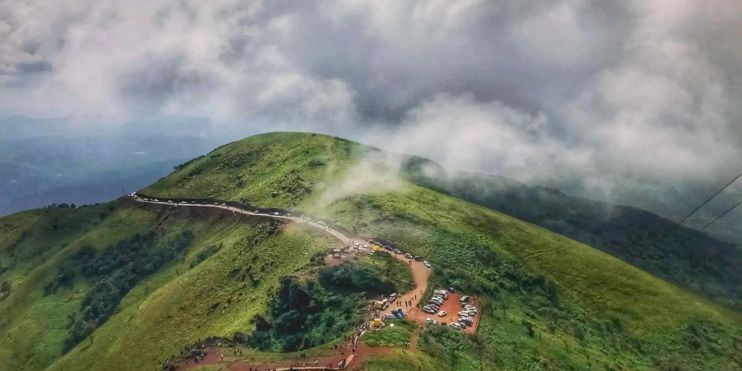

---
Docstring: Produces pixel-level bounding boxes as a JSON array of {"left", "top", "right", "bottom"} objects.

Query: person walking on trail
[{"left": 220, "top": 353, "right": 224, "bottom": 361}]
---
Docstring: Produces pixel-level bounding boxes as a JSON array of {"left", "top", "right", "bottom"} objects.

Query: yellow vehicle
[
  {"left": 371, "top": 318, "right": 385, "bottom": 329},
  {"left": 371, "top": 245, "right": 382, "bottom": 253}
]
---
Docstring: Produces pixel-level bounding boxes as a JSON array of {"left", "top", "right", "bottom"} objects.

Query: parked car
[
  {"left": 433, "top": 290, "right": 449, "bottom": 299},
  {"left": 447, "top": 287, "right": 456, "bottom": 293},
  {"left": 404, "top": 253, "right": 414, "bottom": 259},
  {"left": 423, "top": 260, "right": 432, "bottom": 268},
  {"left": 449, "top": 323, "right": 462, "bottom": 329},
  {"left": 459, "top": 296, "right": 470, "bottom": 303},
  {"left": 389, "top": 293, "right": 398, "bottom": 300},
  {"left": 437, "top": 310, "right": 447, "bottom": 317},
  {"left": 423, "top": 307, "right": 436, "bottom": 314}
]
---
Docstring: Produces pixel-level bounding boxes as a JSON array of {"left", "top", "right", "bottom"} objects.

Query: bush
[
  {"left": 244, "top": 276, "right": 366, "bottom": 352},
  {"left": 190, "top": 244, "right": 222, "bottom": 268},
  {"left": 64, "top": 231, "right": 194, "bottom": 351},
  {"left": 42, "top": 267, "right": 75, "bottom": 296}
]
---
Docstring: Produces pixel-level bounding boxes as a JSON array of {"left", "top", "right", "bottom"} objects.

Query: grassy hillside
[
  {"left": 144, "top": 132, "right": 369, "bottom": 209},
  {"left": 1, "top": 132, "right": 740, "bottom": 370},
  {"left": 403, "top": 166, "right": 742, "bottom": 307},
  {"left": 0, "top": 200, "right": 343, "bottom": 370}
]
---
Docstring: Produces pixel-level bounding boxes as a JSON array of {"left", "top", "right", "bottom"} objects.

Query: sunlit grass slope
[{"left": 0, "top": 200, "right": 341, "bottom": 371}]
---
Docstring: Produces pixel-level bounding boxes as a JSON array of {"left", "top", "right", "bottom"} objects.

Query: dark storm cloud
[
  {"left": 0, "top": 0, "right": 740, "bottom": 219},
  {"left": 117, "top": 55, "right": 216, "bottom": 113}
]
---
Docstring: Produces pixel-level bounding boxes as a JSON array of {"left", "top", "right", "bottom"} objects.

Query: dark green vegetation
[
  {"left": 1, "top": 132, "right": 740, "bottom": 371},
  {"left": 321, "top": 254, "right": 414, "bottom": 295},
  {"left": 404, "top": 160, "right": 742, "bottom": 307},
  {"left": 245, "top": 253, "right": 413, "bottom": 352},
  {"left": 244, "top": 276, "right": 366, "bottom": 352},
  {"left": 64, "top": 231, "right": 193, "bottom": 350}
]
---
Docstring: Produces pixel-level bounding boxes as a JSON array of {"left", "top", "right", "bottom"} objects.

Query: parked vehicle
[
  {"left": 437, "top": 310, "right": 447, "bottom": 317},
  {"left": 449, "top": 323, "right": 462, "bottom": 330},
  {"left": 433, "top": 289, "right": 449, "bottom": 299},
  {"left": 459, "top": 295, "right": 470, "bottom": 303},
  {"left": 405, "top": 253, "right": 414, "bottom": 259},
  {"left": 389, "top": 293, "right": 398, "bottom": 300},
  {"left": 423, "top": 260, "right": 432, "bottom": 268}
]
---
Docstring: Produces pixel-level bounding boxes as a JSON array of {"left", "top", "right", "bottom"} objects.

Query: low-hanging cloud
[{"left": 1, "top": 0, "right": 740, "bottom": 220}]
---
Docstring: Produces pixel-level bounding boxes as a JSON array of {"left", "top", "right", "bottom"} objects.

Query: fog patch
[{"left": 314, "top": 152, "right": 408, "bottom": 209}]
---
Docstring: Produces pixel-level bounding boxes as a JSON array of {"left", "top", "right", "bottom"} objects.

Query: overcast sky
[{"left": 1, "top": 0, "right": 741, "bottom": 221}]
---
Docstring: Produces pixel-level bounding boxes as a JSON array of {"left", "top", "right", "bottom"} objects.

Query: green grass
[
  {"left": 0, "top": 200, "right": 342, "bottom": 371},
  {"left": 144, "top": 132, "right": 368, "bottom": 209},
  {"left": 1, "top": 132, "right": 740, "bottom": 371},
  {"left": 315, "top": 187, "right": 741, "bottom": 369},
  {"left": 359, "top": 253, "right": 415, "bottom": 294},
  {"left": 362, "top": 319, "right": 416, "bottom": 347},
  {"left": 360, "top": 349, "right": 450, "bottom": 371}
]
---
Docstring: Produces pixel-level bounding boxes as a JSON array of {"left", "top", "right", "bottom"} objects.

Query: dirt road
[
  {"left": 132, "top": 196, "right": 351, "bottom": 244},
  {"left": 382, "top": 257, "right": 431, "bottom": 320}
]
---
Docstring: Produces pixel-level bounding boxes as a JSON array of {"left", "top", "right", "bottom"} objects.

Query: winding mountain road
[
  {"left": 132, "top": 196, "right": 352, "bottom": 244},
  {"left": 131, "top": 195, "right": 432, "bottom": 370}
]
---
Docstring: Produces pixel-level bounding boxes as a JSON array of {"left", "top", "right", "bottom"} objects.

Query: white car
[
  {"left": 437, "top": 310, "right": 447, "bottom": 317},
  {"left": 423, "top": 260, "right": 431, "bottom": 268}
]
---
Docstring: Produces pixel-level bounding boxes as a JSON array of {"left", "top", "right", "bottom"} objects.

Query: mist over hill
[{"left": 1, "top": 133, "right": 740, "bottom": 371}]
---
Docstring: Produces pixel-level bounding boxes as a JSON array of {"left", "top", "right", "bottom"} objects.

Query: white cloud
[{"left": 0, "top": 0, "right": 740, "bottom": 217}]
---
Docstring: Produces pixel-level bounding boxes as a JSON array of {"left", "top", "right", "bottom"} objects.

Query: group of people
[{"left": 396, "top": 299, "right": 414, "bottom": 308}]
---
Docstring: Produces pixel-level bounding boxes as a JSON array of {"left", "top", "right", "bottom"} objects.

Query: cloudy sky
[{"left": 1, "top": 0, "right": 741, "bottom": 222}]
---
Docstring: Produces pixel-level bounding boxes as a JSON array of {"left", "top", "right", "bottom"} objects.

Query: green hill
[
  {"left": 402, "top": 164, "right": 742, "bottom": 307},
  {"left": 1, "top": 132, "right": 740, "bottom": 370}
]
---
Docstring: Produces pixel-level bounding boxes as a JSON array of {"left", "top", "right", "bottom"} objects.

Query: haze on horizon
[{"left": 1, "top": 0, "right": 740, "bottom": 233}]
